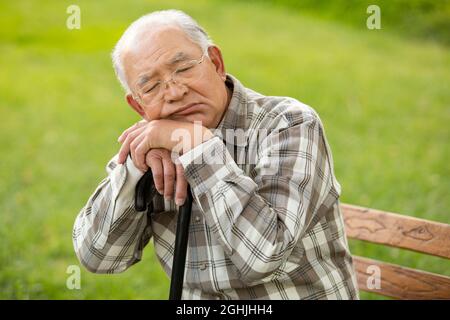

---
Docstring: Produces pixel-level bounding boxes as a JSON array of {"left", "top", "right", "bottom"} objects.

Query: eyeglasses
[{"left": 134, "top": 53, "right": 207, "bottom": 104}]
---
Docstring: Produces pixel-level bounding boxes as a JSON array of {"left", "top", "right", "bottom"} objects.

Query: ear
[
  {"left": 207, "top": 46, "right": 226, "bottom": 81},
  {"left": 126, "top": 94, "right": 147, "bottom": 119}
]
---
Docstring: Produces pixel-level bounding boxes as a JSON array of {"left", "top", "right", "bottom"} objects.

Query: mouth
[{"left": 174, "top": 103, "right": 202, "bottom": 116}]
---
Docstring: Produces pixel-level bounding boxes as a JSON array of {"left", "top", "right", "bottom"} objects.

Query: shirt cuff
[
  {"left": 110, "top": 155, "right": 145, "bottom": 204},
  {"left": 123, "top": 155, "right": 146, "bottom": 193},
  {"left": 178, "top": 136, "right": 247, "bottom": 195}
]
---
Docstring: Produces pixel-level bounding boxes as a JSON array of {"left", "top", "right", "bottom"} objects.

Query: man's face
[{"left": 123, "top": 26, "right": 230, "bottom": 129}]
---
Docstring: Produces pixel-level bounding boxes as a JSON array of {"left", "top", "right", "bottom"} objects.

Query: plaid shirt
[{"left": 73, "top": 74, "right": 359, "bottom": 300}]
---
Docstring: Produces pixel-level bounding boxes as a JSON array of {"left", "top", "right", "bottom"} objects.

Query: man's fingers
[
  {"left": 118, "top": 126, "right": 133, "bottom": 143},
  {"left": 117, "top": 136, "right": 132, "bottom": 164},
  {"left": 118, "top": 131, "right": 127, "bottom": 143},
  {"left": 118, "top": 120, "right": 147, "bottom": 143},
  {"left": 162, "top": 156, "right": 176, "bottom": 201},
  {"left": 144, "top": 149, "right": 187, "bottom": 205},
  {"left": 146, "top": 153, "right": 164, "bottom": 195},
  {"left": 117, "top": 127, "right": 145, "bottom": 164},
  {"left": 135, "top": 141, "right": 151, "bottom": 172},
  {"left": 130, "top": 133, "right": 148, "bottom": 171},
  {"left": 175, "top": 164, "right": 187, "bottom": 206}
]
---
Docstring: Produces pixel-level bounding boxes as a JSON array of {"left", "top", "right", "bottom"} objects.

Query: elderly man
[{"left": 73, "top": 9, "right": 359, "bottom": 300}]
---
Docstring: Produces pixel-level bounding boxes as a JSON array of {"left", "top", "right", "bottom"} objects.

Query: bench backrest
[{"left": 341, "top": 204, "right": 450, "bottom": 300}]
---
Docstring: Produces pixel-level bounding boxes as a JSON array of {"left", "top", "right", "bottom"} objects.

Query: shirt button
[
  {"left": 195, "top": 216, "right": 201, "bottom": 222},
  {"left": 199, "top": 263, "right": 207, "bottom": 271}
]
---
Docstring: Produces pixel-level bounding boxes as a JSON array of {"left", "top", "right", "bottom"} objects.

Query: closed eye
[
  {"left": 176, "top": 65, "right": 194, "bottom": 73},
  {"left": 144, "top": 83, "right": 160, "bottom": 94}
]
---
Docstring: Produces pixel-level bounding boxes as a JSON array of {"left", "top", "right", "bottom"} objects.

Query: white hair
[{"left": 111, "top": 9, "right": 214, "bottom": 93}]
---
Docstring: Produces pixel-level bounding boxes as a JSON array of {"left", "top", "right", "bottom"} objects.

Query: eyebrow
[
  {"left": 136, "top": 52, "right": 191, "bottom": 88},
  {"left": 167, "top": 51, "right": 191, "bottom": 66}
]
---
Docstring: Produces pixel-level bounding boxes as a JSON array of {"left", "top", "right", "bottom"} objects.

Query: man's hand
[
  {"left": 118, "top": 119, "right": 213, "bottom": 171},
  {"left": 117, "top": 119, "right": 212, "bottom": 205},
  {"left": 145, "top": 148, "right": 188, "bottom": 206},
  {"left": 117, "top": 119, "right": 149, "bottom": 169}
]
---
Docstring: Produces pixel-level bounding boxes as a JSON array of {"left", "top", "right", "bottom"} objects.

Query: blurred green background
[{"left": 0, "top": 0, "right": 448, "bottom": 299}]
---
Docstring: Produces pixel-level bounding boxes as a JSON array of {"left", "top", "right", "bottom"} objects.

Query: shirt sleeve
[
  {"left": 72, "top": 154, "right": 153, "bottom": 273},
  {"left": 178, "top": 112, "right": 341, "bottom": 286}
]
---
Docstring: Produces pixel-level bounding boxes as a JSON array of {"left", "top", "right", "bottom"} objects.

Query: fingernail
[{"left": 176, "top": 198, "right": 185, "bottom": 206}]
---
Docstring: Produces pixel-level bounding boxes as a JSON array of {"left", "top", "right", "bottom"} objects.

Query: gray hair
[{"left": 111, "top": 9, "right": 214, "bottom": 93}]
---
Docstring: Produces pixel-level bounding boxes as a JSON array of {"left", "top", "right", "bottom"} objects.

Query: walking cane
[{"left": 135, "top": 169, "right": 193, "bottom": 300}]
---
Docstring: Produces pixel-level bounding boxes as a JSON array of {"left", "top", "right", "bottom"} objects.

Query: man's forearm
[{"left": 72, "top": 155, "right": 152, "bottom": 273}]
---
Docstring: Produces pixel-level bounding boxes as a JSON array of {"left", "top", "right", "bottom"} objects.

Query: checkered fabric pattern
[{"left": 73, "top": 74, "right": 359, "bottom": 300}]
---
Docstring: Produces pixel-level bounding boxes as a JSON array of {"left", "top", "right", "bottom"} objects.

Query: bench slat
[
  {"left": 341, "top": 204, "right": 450, "bottom": 259},
  {"left": 353, "top": 256, "right": 450, "bottom": 299}
]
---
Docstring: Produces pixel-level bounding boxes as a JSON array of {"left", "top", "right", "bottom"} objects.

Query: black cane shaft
[{"left": 169, "top": 187, "right": 193, "bottom": 300}]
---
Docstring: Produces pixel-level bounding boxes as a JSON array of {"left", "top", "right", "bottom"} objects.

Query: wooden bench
[{"left": 341, "top": 204, "right": 450, "bottom": 300}]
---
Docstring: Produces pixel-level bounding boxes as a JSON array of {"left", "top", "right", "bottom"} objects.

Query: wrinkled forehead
[
  {"left": 126, "top": 26, "right": 202, "bottom": 67},
  {"left": 122, "top": 26, "right": 203, "bottom": 83}
]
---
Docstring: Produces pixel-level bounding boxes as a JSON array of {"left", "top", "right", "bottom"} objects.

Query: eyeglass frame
[{"left": 132, "top": 52, "right": 208, "bottom": 105}]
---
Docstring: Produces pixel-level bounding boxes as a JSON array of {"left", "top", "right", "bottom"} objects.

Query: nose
[{"left": 163, "top": 80, "right": 188, "bottom": 103}]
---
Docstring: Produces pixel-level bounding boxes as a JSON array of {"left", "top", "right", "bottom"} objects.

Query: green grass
[
  {"left": 0, "top": 0, "right": 448, "bottom": 299},
  {"left": 249, "top": 0, "right": 450, "bottom": 46}
]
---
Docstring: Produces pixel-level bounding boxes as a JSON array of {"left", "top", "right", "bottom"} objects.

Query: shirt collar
[{"left": 215, "top": 73, "right": 249, "bottom": 131}]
